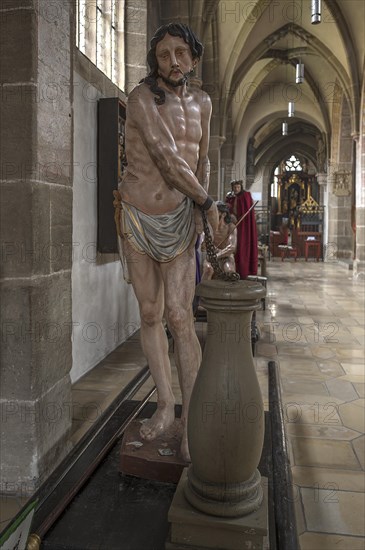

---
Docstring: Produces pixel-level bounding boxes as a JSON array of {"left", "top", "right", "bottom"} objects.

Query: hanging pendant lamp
[
  {"left": 296, "top": 62, "right": 304, "bottom": 84},
  {"left": 288, "top": 102, "right": 295, "bottom": 117},
  {"left": 282, "top": 122, "right": 288, "bottom": 136},
  {"left": 311, "top": 0, "right": 321, "bottom": 24}
]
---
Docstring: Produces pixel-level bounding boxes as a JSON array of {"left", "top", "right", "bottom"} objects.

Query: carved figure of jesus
[{"left": 117, "top": 23, "right": 218, "bottom": 461}]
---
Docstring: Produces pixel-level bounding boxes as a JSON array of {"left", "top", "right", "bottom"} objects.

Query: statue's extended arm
[{"left": 215, "top": 229, "right": 237, "bottom": 258}]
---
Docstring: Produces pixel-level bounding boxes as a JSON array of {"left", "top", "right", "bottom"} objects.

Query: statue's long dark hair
[
  {"left": 141, "top": 23, "right": 203, "bottom": 105},
  {"left": 216, "top": 202, "right": 232, "bottom": 225}
]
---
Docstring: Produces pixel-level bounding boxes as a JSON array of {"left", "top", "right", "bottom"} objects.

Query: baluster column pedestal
[{"left": 167, "top": 279, "right": 268, "bottom": 550}]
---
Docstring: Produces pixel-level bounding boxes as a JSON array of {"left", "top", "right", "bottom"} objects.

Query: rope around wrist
[{"left": 201, "top": 196, "right": 213, "bottom": 210}]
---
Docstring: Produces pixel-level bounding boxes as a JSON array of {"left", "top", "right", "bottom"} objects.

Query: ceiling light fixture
[
  {"left": 296, "top": 61, "right": 304, "bottom": 84},
  {"left": 288, "top": 102, "right": 295, "bottom": 117},
  {"left": 282, "top": 122, "right": 288, "bottom": 136},
  {"left": 311, "top": 0, "right": 321, "bottom": 24}
]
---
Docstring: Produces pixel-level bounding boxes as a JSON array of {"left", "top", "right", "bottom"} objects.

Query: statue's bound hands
[
  {"left": 194, "top": 204, "right": 204, "bottom": 234},
  {"left": 206, "top": 201, "right": 219, "bottom": 233}
]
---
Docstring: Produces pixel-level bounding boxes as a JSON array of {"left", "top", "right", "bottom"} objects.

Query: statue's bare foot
[
  {"left": 180, "top": 428, "right": 191, "bottom": 463},
  {"left": 140, "top": 404, "right": 175, "bottom": 441}
]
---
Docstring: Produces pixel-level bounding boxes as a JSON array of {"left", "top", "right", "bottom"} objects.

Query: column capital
[{"left": 316, "top": 173, "right": 327, "bottom": 187}]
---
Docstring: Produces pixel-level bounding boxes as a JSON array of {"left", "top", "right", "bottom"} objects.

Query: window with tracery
[
  {"left": 284, "top": 155, "right": 302, "bottom": 172},
  {"left": 76, "top": 0, "right": 125, "bottom": 90}
]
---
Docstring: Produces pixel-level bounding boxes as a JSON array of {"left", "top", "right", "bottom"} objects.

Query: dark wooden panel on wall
[{"left": 97, "top": 97, "right": 126, "bottom": 253}]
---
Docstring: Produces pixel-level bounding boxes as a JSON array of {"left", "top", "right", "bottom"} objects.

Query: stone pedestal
[
  {"left": 167, "top": 279, "right": 268, "bottom": 549},
  {"left": 167, "top": 470, "right": 268, "bottom": 550}
]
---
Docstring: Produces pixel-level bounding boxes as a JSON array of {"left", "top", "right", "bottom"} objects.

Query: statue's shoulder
[
  {"left": 126, "top": 82, "right": 155, "bottom": 119},
  {"left": 127, "top": 82, "right": 151, "bottom": 103},
  {"left": 191, "top": 87, "right": 211, "bottom": 108}
]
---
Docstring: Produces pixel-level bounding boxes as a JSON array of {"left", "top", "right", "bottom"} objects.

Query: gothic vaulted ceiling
[{"left": 196, "top": 0, "right": 364, "bottom": 176}]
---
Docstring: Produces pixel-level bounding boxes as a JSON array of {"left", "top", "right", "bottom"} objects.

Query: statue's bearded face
[{"left": 155, "top": 33, "right": 196, "bottom": 87}]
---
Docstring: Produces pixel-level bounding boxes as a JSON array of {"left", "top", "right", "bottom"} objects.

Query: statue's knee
[
  {"left": 166, "top": 307, "right": 189, "bottom": 334},
  {"left": 140, "top": 304, "right": 161, "bottom": 327}
]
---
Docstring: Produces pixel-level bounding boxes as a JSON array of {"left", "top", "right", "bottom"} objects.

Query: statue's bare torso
[{"left": 120, "top": 82, "right": 209, "bottom": 215}]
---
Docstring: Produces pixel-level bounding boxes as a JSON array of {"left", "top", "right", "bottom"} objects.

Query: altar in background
[{"left": 270, "top": 160, "right": 325, "bottom": 259}]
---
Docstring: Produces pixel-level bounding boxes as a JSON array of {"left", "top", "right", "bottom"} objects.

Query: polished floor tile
[
  {"left": 286, "top": 423, "right": 360, "bottom": 441},
  {"left": 326, "top": 378, "right": 360, "bottom": 401},
  {"left": 301, "top": 487, "right": 365, "bottom": 536},
  {"left": 339, "top": 401, "right": 365, "bottom": 433},
  {"left": 291, "top": 437, "right": 361, "bottom": 470},
  {"left": 299, "top": 532, "right": 365, "bottom": 550},
  {"left": 264, "top": 260, "right": 364, "bottom": 546},
  {"left": 292, "top": 465, "right": 365, "bottom": 492}
]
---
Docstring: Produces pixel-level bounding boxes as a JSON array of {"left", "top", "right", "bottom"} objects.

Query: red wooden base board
[{"left": 119, "top": 419, "right": 189, "bottom": 484}]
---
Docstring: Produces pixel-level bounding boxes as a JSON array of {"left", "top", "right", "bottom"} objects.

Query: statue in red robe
[{"left": 225, "top": 180, "right": 258, "bottom": 279}]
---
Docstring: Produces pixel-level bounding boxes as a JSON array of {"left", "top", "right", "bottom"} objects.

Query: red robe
[{"left": 226, "top": 191, "right": 258, "bottom": 279}]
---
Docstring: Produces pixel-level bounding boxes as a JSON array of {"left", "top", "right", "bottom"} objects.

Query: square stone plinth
[{"left": 166, "top": 470, "right": 268, "bottom": 550}]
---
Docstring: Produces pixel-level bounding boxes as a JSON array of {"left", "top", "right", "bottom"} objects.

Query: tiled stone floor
[
  {"left": 255, "top": 260, "right": 365, "bottom": 550},
  {"left": 1, "top": 260, "right": 364, "bottom": 550}
]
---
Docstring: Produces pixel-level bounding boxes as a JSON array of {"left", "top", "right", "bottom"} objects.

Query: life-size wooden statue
[{"left": 115, "top": 23, "right": 218, "bottom": 461}]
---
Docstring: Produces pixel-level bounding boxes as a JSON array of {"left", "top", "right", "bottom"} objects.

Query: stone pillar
[
  {"left": 208, "top": 135, "right": 225, "bottom": 200},
  {"left": 168, "top": 280, "right": 268, "bottom": 550},
  {"left": 159, "top": 0, "right": 190, "bottom": 25},
  {"left": 317, "top": 173, "right": 329, "bottom": 257},
  {"left": 317, "top": 173, "right": 327, "bottom": 203},
  {"left": 220, "top": 139, "right": 237, "bottom": 199},
  {"left": 125, "top": 0, "right": 147, "bottom": 93},
  {"left": 0, "top": 0, "right": 73, "bottom": 495},
  {"left": 327, "top": 169, "right": 353, "bottom": 262},
  {"left": 246, "top": 138, "right": 255, "bottom": 190},
  {"left": 246, "top": 174, "right": 255, "bottom": 190},
  {"left": 353, "top": 133, "right": 365, "bottom": 277},
  {"left": 325, "top": 171, "right": 337, "bottom": 262},
  {"left": 201, "top": 17, "right": 223, "bottom": 201},
  {"left": 326, "top": 97, "right": 354, "bottom": 262}
]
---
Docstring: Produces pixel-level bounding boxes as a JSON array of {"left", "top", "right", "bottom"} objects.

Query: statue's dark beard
[{"left": 159, "top": 69, "right": 194, "bottom": 88}]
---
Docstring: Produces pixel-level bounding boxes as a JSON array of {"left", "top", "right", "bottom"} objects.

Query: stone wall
[
  {"left": 125, "top": 0, "right": 148, "bottom": 94},
  {"left": 71, "top": 57, "right": 140, "bottom": 382},
  {"left": 0, "top": 0, "right": 74, "bottom": 494}
]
